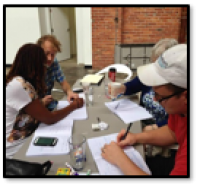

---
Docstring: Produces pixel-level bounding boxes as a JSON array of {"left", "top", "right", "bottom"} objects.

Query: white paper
[
  {"left": 26, "top": 119, "right": 73, "bottom": 156},
  {"left": 87, "top": 133, "right": 151, "bottom": 175},
  {"left": 57, "top": 93, "right": 88, "bottom": 120},
  {"left": 105, "top": 99, "right": 152, "bottom": 124}
]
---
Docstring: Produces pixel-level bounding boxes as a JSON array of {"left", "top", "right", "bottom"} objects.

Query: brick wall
[{"left": 92, "top": 7, "right": 187, "bottom": 69}]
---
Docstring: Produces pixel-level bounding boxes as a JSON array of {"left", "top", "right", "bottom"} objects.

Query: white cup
[
  {"left": 81, "top": 82, "right": 93, "bottom": 106},
  {"left": 109, "top": 82, "right": 122, "bottom": 99},
  {"left": 81, "top": 82, "right": 91, "bottom": 94}
]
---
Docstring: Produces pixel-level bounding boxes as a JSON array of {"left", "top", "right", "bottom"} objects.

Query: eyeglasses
[{"left": 155, "top": 90, "right": 185, "bottom": 103}]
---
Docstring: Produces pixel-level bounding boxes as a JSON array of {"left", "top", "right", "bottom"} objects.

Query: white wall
[
  {"left": 6, "top": 8, "right": 41, "bottom": 65},
  {"left": 75, "top": 8, "right": 92, "bottom": 66},
  {"left": 38, "top": 8, "right": 51, "bottom": 35},
  {"left": 68, "top": 7, "right": 76, "bottom": 56}
]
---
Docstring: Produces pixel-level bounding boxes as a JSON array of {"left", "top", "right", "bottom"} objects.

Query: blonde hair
[
  {"left": 151, "top": 38, "right": 178, "bottom": 62},
  {"left": 36, "top": 35, "right": 61, "bottom": 52}
]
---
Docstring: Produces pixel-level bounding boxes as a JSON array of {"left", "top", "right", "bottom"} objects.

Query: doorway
[
  {"left": 49, "top": 7, "right": 77, "bottom": 62},
  {"left": 38, "top": 7, "right": 92, "bottom": 66}
]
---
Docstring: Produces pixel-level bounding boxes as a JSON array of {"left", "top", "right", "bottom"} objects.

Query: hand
[
  {"left": 117, "top": 129, "right": 137, "bottom": 148},
  {"left": 41, "top": 95, "right": 53, "bottom": 106},
  {"left": 71, "top": 98, "right": 84, "bottom": 109},
  {"left": 101, "top": 141, "right": 127, "bottom": 166},
  {"left": 108, "top": 84, "right": 126, "bottom": 97},
  {"left": 67, "top": 91, "right": 79, "bottom": 102}
]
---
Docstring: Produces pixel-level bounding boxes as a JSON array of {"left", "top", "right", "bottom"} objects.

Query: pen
[
  {"left": 121, "top": 123, "right": 132, "bottom": 140},
  {"left": 112, "top": 94, "right": 123, "bottom": 101}
]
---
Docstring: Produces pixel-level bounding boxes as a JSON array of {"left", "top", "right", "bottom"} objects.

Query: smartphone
[{"left": 33, "top": 137, "right": 58, "bottom": 146}]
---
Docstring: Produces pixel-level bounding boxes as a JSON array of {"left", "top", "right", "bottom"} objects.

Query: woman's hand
[{"left": 71, "top": 98, "right": 84, "bottom": 109}]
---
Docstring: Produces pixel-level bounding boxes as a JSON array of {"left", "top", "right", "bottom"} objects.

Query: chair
[{"left": 95, "top": 64, "right": 133, "bottom": 82}]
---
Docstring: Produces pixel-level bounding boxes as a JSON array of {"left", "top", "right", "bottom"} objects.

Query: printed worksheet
[
  {"left": 87, "top": 133, "right": 151, "bottom": 175},
  {"left": 57, "top": 93, "right": 88, "bottom": 120},
  {"left": 26, "top": 119, "right": 73, "bottom": 156},
  {"left": 105, "top": 99, "right": 152, "bottom": 124}
]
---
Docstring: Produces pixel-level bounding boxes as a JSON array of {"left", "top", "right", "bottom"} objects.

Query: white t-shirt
[{"left": 6, "top": 76, "right": 39, "bottom": 158}]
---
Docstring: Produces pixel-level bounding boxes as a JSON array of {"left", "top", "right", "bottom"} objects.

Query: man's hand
[
  {"left": 117, "top": 129, "right": 137, "bottom": 148},
  {"left": 101, "top": 141, "right": 127, "bottom": 166},
  {"left": 41, "top": 95, "right": 53, "bottom": 106},
  {"left": 67, "top": 91, "right": 79, "bottom": 102}
]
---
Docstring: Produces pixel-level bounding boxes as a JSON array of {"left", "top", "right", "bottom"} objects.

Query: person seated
[
  {"left": 36, "top": 35, "right": 79, "bottom": 111},
  {"left": 6, "top": 43, "right": 84, "bottom": 158},
  {"left": 109, "top": 38, "right": 178, "bottom": 130},
  {"left": 102, "top": 44, "right": 187, "bottom": 175}
]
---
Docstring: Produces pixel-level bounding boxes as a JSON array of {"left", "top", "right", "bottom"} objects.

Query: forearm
[
  {"left": 135, "top": 126, "right": 177, "bottom": 146},
  {"left": 117, "top": 154, "right": 149, "bottom": 175},
  {"left": 50, "top": 104, "right": 76, "bottom": 124},
  {"left": 61, "top": 80, "right": 72, "bottom": 94},
  {"left": 24, "top": 99, "right": 77, "bottom": 125}
]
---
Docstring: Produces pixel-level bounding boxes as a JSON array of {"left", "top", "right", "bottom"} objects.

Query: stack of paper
[
  {"left": 26, "top": 119, "right": 73, "bottom": 156},
  {"left": 87, "top": 133, "right": 151, "bottom": 175},
  {"left": 80, "top": 74, "right": 104, "bottom": 85},
  {"left": 57, "top": 93, "right": 88, "bottom": 120},
  {"left": 105, "top": 99, "right": 152, "bottom": 124}
]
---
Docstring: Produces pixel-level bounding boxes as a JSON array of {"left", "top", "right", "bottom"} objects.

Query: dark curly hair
[{"left": 6, "top": 43, "right": 47, "bottom": 96}]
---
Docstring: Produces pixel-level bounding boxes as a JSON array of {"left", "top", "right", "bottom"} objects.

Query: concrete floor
[{"left": 6, "top": 57, "right": 137, "bottom": 101}]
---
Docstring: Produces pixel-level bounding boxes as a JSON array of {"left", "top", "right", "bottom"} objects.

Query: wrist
[{"left": 121, "top": 85, "right": 126, "bottom": 94}]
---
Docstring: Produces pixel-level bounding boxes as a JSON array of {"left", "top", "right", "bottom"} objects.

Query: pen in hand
[{"left": 120, "top": 123, "right": 132, "bottom": 141}]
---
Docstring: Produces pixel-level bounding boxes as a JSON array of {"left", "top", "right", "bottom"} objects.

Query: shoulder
[{"left": 7, "top": 76, "right": 37, "bottom": 100}]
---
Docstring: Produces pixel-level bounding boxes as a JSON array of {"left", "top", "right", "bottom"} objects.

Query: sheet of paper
[
  {"left": 105, "top": 99, "right": 152, "bottom": 124},
  {"left": 57, "top": 93, "right": 88, "bottom": 120},
  {"left": 87, "top": 133, "right": 151, "bottom": 175},
  {"left": 26, "top": 119, "right": 73, "bottom": 156},
  {"left": 78, "top": 172, "right": 100, "bottom": 175}
]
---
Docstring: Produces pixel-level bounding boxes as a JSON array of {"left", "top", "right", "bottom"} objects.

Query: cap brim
[{"left": 137, "top": 63, "right": 169, "bottom": 87}]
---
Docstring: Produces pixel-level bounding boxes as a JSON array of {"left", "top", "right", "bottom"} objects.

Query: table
[{"left": 13, "top": 79, "right": 144, "bottom": 175}]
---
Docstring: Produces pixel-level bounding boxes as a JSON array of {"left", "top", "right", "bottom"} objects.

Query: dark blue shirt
[{"left": 124, "top": 76, "right": 168, "bottom": 127}]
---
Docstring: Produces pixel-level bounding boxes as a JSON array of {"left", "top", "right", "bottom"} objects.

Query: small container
[
  {"left": 68, "top": 134, "right": 86, "bottom": 171},
  {"left": 108, "top": 68, "right": 116, "bottom": 82}
]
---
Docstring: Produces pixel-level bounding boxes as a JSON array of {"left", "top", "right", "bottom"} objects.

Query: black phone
[{"left": 33, "top": 137, "right": 58, "bottom": 146}]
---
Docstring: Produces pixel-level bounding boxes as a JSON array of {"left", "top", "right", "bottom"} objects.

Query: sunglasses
[{"left": 155, "top": 90, "right": 185, "bottom": 103}]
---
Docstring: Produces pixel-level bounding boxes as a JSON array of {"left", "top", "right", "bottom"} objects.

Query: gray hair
[{"left": 151, "top": 38, "right": 178, "bottom": 62}]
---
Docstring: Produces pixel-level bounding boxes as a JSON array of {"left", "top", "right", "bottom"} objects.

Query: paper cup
[{"left": 109, "top": 82, "right": 122, "bottom": 99}]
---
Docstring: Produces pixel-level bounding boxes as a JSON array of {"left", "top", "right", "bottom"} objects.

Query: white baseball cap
[{"left": 137, "top": 44, "right": 187, "bottom": 89}]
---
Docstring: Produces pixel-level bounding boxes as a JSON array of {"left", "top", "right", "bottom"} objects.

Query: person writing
[
  {"left": 36, "top": 35, "right": 79, "bottom": 111},
  {"left": 6, "top": 43, "right": 84, "bottom": 158},
  {"left": 102, "top": 44, "right": 187, "bottom": 175}
]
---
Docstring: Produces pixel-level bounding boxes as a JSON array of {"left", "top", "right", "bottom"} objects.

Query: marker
[{"left": 86, "top": 169, "right": 91, "bottom": 175}]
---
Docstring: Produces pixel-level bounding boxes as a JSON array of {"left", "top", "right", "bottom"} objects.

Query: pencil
[{"left": 121, "top": 123, "right": 133, "bottom": 140}]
